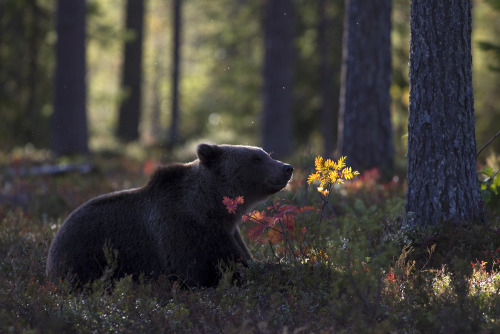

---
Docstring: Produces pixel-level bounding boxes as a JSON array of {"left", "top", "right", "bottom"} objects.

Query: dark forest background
[{"left": 1, "top": 0, "right": 499, "bottom": 161}]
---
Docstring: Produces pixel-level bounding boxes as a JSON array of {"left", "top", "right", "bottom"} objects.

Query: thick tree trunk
[
  {"left": 117, "top": 0, "right": 145, "bottom": 142},
  {"left": 261, "top": 0, "right": 294, "bottom": 158},
  {"left": 51, "top": 0, "right": 89, "bottom": 155},
  {"left": 406, "top": 0, "right": 485, "bottom": 226},
  {"left": 338, "top": 0, "right": 393, "bottom": 171}
]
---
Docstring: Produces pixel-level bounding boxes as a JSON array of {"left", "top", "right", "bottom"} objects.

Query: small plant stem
[
  {"left": 491, "top": 168, "right": 500, "bottom": 180},
  {"left": 277, "top": 219, "right": 297, "bottom": 261},
  {"left": 317, "top": 186, "right": 333, "bottom": 228},
  {"left": 268, "top": 240, "right": 281, "bottom": 262},
  {"left": 246, "top": 215, "right": 282, "bottom": 234},
  {"left": 297, "top": 234, "right": 307, "bottom": 262},
  {"left": 477, "top": 130, "right": 500, "bottom": 157}
]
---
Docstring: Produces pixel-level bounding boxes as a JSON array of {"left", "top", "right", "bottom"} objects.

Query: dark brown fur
[{"left": 46, "top": 144, "right": 293, "bottom": 287}]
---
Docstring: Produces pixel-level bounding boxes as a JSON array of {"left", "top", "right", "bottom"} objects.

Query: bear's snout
[{"left": 283, "top": 164, "right": 293, "bottom": 177}]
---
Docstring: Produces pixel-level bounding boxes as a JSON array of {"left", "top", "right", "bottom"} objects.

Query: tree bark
[
  {"left": 338, "top": 0, "right": 393, "bottom": 171},
  {"left": 406, "top": 0, "right": 485, "bottom": 226},
  {"left": 51, "top": 0, "right": 89, "bottom": 155},
  {"left": 261, "top": 0, "right": 294, "bottom": 159},
  {"left": 117, "top": 0, "right": 145, "bottom": 142}
]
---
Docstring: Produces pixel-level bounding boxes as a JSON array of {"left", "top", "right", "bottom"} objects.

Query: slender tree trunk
[
  {"left": 169, "top": 0, "right": 182, "bottom": 146},
  {"left": 406, "top": 0, "right": 485, "bottom": 226},
  {"left": 261, "top": 0, "right": 294, "bottom": 158},
  {"left": 51, "top": 0, "right": 89, "bottom": 155},
  {"left": 338, "top": 0, "right": 393, "bottom": 171},
  {"left": 148, "top": 65, "right": 163, "bottom": 145},
  {"left": 318, "top": 0, "right": 343, "bottom": 156},
  {"left": 117, "top": 0, "right": 145, "bottom": 142},
  {"left": 25, "top": 0, "right": 40, "bottom": 143}
]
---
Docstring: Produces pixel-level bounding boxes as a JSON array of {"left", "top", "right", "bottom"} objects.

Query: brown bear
[{"left": 46, "top": 144, "right": 293, "bottom": 287}]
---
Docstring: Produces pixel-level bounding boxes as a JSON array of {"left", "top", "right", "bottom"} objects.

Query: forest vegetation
[{"left": 1, "top": 0, "right": 500, "bottom": 332}]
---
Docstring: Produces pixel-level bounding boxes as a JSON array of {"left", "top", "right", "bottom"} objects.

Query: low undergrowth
[{"left": 1, "top": 151, "right": 500, "bottom": 333}]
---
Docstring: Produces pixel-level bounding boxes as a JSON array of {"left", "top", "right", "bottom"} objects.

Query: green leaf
[
  {"left": 481, "top": 189, "right": 491, "bottom": 203},
  {"left": 479, "top": 166, "right": 494, "bottom": 176},
  {"left": 494, "top": 173, "right": 500, "bottom": 186}
]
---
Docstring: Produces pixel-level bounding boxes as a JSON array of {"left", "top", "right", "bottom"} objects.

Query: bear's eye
[{"left": 252, "top": 155, "right": 263, "bottom": 163}]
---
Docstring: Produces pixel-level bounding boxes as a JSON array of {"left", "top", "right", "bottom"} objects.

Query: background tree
[
  {"left": 169, "top": 0, "right": 182, "bottom": 146},
  {"left": 318, "top": 0, "right": 343, "bottom": 156},
  {"left": 117, "top": 0, "right": 145, "bottom": 142},
  {"left": 337, "top": 0, "right": 393, "bottom": 171},
  {"left": 0, "top": 0, "right": 53, "bottom": 148},
  {"left": 51, "top": 0, "right": 89, "bottom": 155},
  {"left": 261, "top": 0, "right": 294, "bottom": 158},
  {"left": 405, "top": 0, "right": 485, "bottom": 226}
]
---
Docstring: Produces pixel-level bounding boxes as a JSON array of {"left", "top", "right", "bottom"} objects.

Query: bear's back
[
  {"left": 46, "top": 188, "right": 161, "bottom": 284},
  {"left": 46, "top": 162, "right": 198, "bottom": 285}
]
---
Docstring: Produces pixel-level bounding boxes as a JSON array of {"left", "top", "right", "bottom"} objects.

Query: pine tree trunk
[
  {"left": 318, "top": 0, "right": 343, "bottom": 157},
  {"left": 405, "top": 0, "right": 485, "bottom": 226},
  {"left": 338, "top": 0, "right": 393, "bottom": 171},
  {"left": 117, "top": 0, "right": 145, "bottom": 142},
  {"left": 51, "top": 0, "right": 89, "bottom": 155},
  {"left": 261, "top": 0, "right": 294, "bottom": 158},
  {"left": 169, "top": 0, "right": 182, "bottom": 146}
]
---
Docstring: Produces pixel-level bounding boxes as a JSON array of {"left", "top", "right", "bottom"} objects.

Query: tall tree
[
  {"left": 117, "top": 0, "right": 145, "bottom": 142},
  {"left": 337, "top": 0, "right": 393, "bottom": 171},
  {"left": 261, "top": 0, "right": 294, "bottom": 158},
  {"left": 169, "top": 0, "right": 182, "bottom": 146},
  {"left": 406, "top": 0, "right": 485, "bottom": 226},
  {"left": 51, "top": 0, "right": 89, "bottom": 155},
  {"left": 318, "top": 0, "right": 343, "bottom": 156},
  {"left": 0, "top": 0, "right": 53, "bottom": 148}
]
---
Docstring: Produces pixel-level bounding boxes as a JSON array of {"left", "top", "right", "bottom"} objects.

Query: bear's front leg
[
  {"left": 171, "top": 231, "right": 250, "bottom": 287},
  {"left": 233, "top": 227, "right": 253, "bottom": 262}
]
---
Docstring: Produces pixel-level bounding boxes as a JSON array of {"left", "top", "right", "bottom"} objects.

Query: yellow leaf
[
  {"left": 324, "top": 159, "right": 336, "bottom": 169},
  {"left": 317, "top": 186, "right": 329, "bottom": 196},
  {"left": 307, "top": 173, "right": 319, "bottom": 185},
  {"left": 328, "top": 170, "right": 339, "bottom": 183},
  {"left": 314, "top": 156, "right": 324, "bottom": 170},
  {"left": 337, "top": 156, "right": 347, "bottom": 169}
]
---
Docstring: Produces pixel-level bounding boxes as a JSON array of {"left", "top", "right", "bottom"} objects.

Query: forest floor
[{"left": 1, "top": 149, "right": 500, "bottom": 333}]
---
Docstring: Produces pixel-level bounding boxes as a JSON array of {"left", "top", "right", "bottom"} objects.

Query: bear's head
[{"left": 197, "top": 143, "right": 293, "bottom": 203}]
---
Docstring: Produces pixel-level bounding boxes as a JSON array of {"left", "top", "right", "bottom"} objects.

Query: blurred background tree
[
  {"left": 0, "top": 0, "right": 53, "bottom": 149},
  {"left": 337, "top": 0, "right": 393, "bottom": 171},
  {"left": 116, "top": 0, "right": 145, "bottom": 142},
  {"left": 261, "top": 0, "right": 294, "bottom": 158},
  {"left": 0, "top": 0, "right": 498, "bottom": 160},
  {"left": 51, "top": 0, "right": 89, "bottom": 155},
  {"left": 168, "top": 0, "right": 182, "bottom": 147},
  {"left": 318, "top": 0, "right": 343, "bottom": 157}
]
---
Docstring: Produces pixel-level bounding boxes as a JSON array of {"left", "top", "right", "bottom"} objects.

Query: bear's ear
[{"left": 197, "top": 144, "right": 222, "bottom": 167}]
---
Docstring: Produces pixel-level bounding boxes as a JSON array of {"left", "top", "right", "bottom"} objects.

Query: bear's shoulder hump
[{"left": 147, "top": 163, "right": 190, "bottom": 188}]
